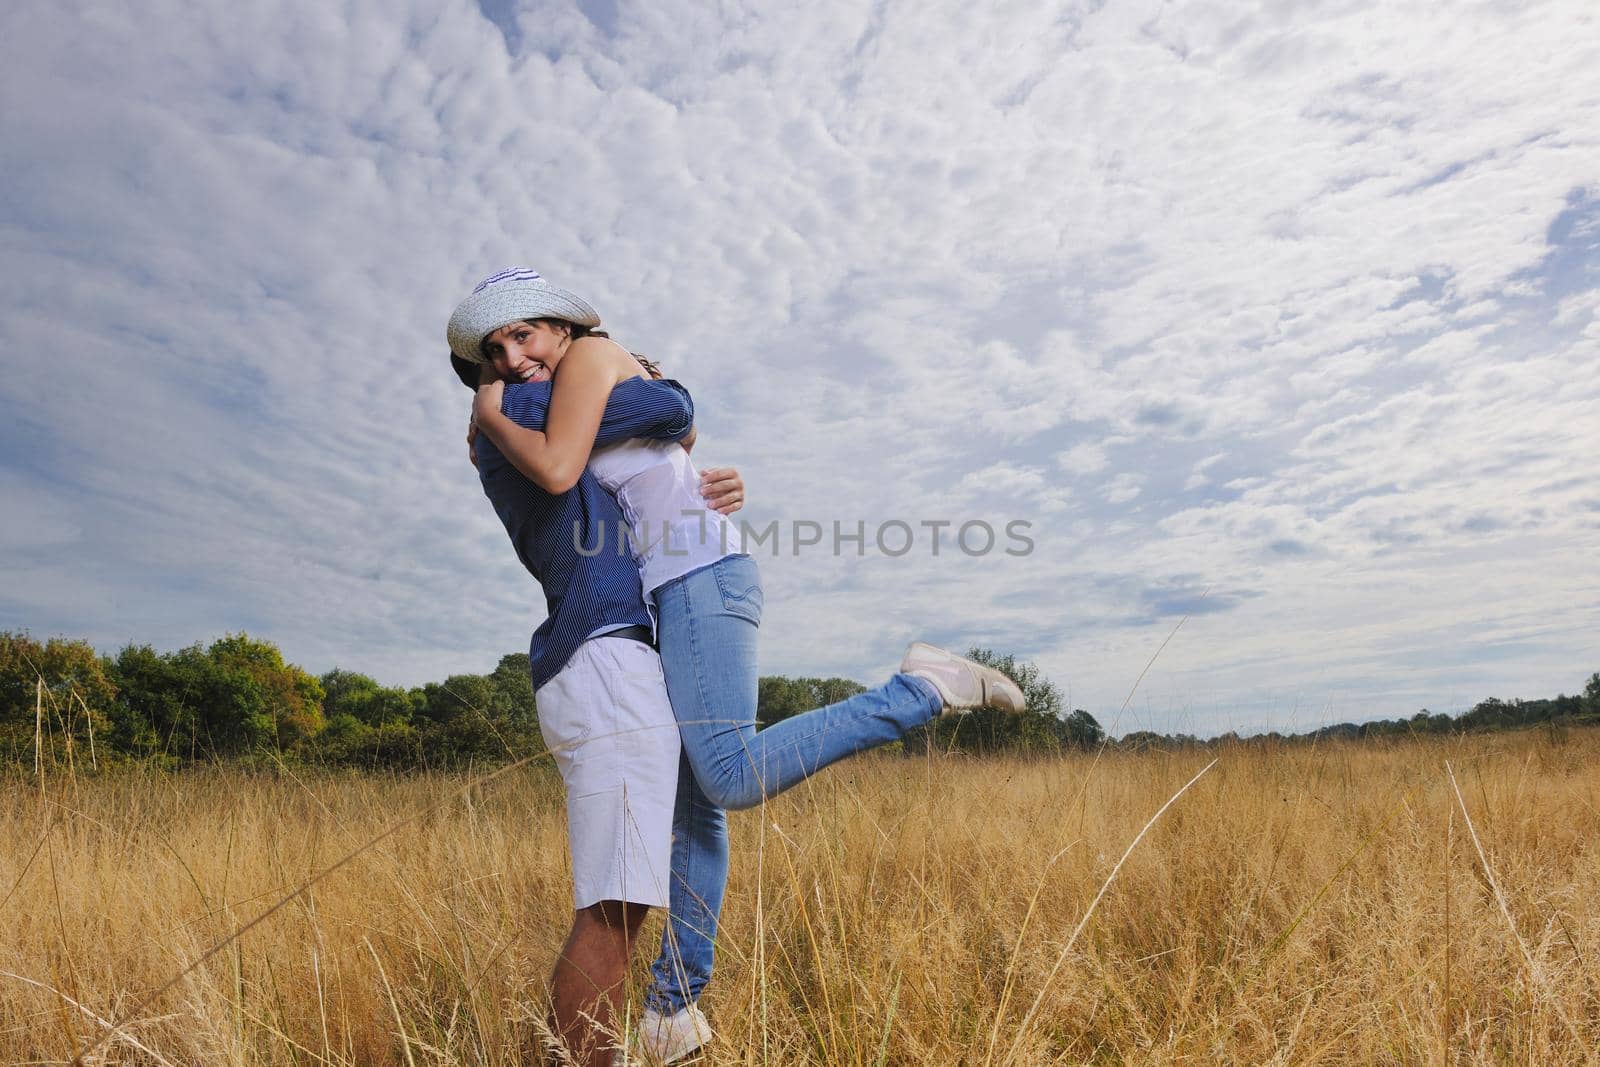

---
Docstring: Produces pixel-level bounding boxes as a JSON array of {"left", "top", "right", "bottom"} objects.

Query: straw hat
[{"left": 445, "top": 267, "right": 600, "bottom": 369}]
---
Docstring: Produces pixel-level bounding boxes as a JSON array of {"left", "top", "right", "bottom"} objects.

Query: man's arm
[
  {"left": 497, "top": 377, "right": 694, "bottom": 446},
  {"left": 470, "top": 379, "right": 743, "bottom": 513}
]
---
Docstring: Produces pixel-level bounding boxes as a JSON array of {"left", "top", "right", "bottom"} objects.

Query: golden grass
[{"left": 3, "top": 729, "right": 1599, "bottom": 1064}]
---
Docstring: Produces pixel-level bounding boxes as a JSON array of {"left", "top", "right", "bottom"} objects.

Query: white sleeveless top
[{"left": 587, "top": 437, "right": 744, "bottom": 602}]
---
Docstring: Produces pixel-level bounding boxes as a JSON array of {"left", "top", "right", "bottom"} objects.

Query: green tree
[
  {"left": 1460, "top": 697, "right": 1516, "bottom": 732},
  {"left": 1063, "top": 708, "right": 1105, "bottom": 748},
  {"left": 910, "top": 648, "right": 1074, "bottom": 755},
  {"left": 412, "top": 667, "right": 531, "bottom": 765},
  {"left": 313, "top": 713, "right": 420, "bottom": 768},
  {"left": 321, "top": 669, "right": 416, "bottom": 727},
  {"left": 205, "top": 634, "right": 325, "bottom": 752},
  {"left": 487, "top": 653, "right": 540, "bottom": 746},
  {"left": 758, "top": 676, "right": 868, "bottom": 725},
  {"left": 0, "top": 632, "right": 118, "bottom": 766},
  {"left": 110, "top": 642, "right": 206, "bottom": 757},
  {"left": 108, "top": 635, "right": 324, "bottom": 760},
  {"left": 315, "top": 668, "right": 421, "bottom": 767},
  {"left": 1583, "top": 673, "right": 1600, "bottom": 719},
  {"left": 1118, "top": 730, "right": 1168, "bottom": 751}
]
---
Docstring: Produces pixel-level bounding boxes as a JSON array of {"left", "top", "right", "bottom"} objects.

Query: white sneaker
[
  {"left": 633, "top": 1004, "right": 712, "bottom": 1064},
  {"left": 900, "top": 642, "right": 1027, "bottom": 714}
]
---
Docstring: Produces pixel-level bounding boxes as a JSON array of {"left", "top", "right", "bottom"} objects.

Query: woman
[{"left": 449, "top": 268, "right": 1024, "bottom": 1058}]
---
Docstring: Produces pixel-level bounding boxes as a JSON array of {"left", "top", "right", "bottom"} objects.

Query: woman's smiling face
[{"left": 481, "top": 319, "right": 566, "bottom": 383}]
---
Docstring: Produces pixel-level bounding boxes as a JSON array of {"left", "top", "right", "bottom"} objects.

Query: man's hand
[
  {"left": 700, "top": 466, "right": 744, "bottom": 515},
  {"left": 467, "top": 412, "right": 479, "bottom": 468},
  {"left": 473, "top": 363, "right": 506, "bottom": 426}
]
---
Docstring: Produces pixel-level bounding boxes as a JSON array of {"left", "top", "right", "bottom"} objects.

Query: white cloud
[
  {"left": 1058, "top": 444, "right": 1110, "bottom": 477},
  {"left": 1, "top": 0, "right": 1598, "bottom": 733},
  {"left": 1102, "top": 473, "right": 1146, "bottom": 505}
]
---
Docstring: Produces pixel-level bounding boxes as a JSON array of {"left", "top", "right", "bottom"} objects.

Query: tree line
[
  {"left": 1, "top": 631, "right": 1106, "bottom": 770},
  {"left": 2, "top": 630, "right": 1596, "bottom": 772},
  {"left": 1098, "top": 676, "right": 1600, "bottom": 751}
]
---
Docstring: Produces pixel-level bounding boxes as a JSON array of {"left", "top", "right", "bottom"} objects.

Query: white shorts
[{"left": 535, "top": 635, "right": 680, "bottom": 909}]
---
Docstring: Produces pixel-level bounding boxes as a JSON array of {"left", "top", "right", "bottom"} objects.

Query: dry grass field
[{"left": 3, "top": 728, "right": 1599, "bottom": 1065}]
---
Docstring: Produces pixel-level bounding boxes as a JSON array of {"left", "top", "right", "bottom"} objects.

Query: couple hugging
[{"left": 448, "top": 268, "right": 1025, "bottom": 1066}]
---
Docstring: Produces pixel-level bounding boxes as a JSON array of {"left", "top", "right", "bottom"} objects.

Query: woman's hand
[{"left": 700, "top": 466, "right": 745, "bottom": 515}]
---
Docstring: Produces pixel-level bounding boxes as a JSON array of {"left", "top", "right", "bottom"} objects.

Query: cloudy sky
[{"left": 3, "top": 0, "right": 1597, "bottom": 736}]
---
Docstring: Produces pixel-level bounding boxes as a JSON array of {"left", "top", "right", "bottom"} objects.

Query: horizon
[{"left": 12, "top": 624, "right": 1596, "bottom": 743}]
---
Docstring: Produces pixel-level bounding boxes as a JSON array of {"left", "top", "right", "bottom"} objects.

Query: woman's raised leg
[{"left": 654, "top": 555, "right": 943, "bottom": 812}]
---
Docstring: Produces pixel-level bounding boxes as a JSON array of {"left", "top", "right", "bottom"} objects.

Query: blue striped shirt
[{"left": 474, "top": 377, "right": 695, "bottom": 688}]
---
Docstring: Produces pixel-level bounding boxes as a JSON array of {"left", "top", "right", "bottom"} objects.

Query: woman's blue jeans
[{"left": 643, "top": 554, "right": 942, "bottom": 1013}]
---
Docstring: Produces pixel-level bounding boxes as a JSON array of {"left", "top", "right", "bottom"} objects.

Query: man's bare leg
[{"left": 549, "top": 900, "right": 651, "bottom": 1067}]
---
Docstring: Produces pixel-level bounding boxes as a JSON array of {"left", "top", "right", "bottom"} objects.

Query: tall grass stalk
[
  {"left": 1446, "top": 760, "right": 1594, "bottom": 1060},
  {"left": 1007, "top": 756, "right": 1218, "bottom": 1062}
]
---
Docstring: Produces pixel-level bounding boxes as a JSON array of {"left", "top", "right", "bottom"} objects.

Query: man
[{"left": 449, "top": 272, "right": 739, "bottom": 1066}]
